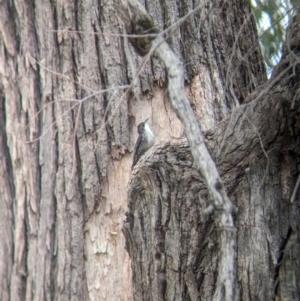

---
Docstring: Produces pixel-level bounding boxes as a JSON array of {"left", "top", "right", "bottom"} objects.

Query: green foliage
[{"left": 251, "top": 0, "right": 294, "bottom": 74}]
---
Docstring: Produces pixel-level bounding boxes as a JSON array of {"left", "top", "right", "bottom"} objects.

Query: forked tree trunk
[{"left": 0, "top": 0, "right": 299, "bottom": 301}]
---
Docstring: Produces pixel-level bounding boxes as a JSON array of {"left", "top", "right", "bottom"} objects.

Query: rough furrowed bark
[
  {"left": 118, "top": 0, "right": 237, "bottom": 300},
  {"left": 122, "top": 5, "right": 300, "bottom": 301},
  {"left": 0, "top": 0, "right": 133, "bottom": 300},
  {"left": 125, "top": 81, "right": 300, "bottom": 300},
  {"left": 0, "top": 0, "right": 297, "bottom": 300}
]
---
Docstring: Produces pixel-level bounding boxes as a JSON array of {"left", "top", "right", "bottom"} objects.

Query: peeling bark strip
[{"left": 118, "top": 1, "right": 236, "bottom": 300}]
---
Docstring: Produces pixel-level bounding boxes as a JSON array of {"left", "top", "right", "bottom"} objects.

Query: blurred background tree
[{"left": 251, "top": 0, "right": 297, "bottom": 75}]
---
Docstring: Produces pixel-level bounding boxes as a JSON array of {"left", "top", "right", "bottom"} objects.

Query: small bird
[{"left": 132, "top": 118, "right": 155, "bottom": 169}]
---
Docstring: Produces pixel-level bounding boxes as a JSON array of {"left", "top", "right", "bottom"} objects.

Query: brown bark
[
  {"left": 1, "top": 0, "right": 293, "bottom": 301},
  {"left": 125, "top": 14, "right": 300, "bottom": 301},
  {"left": 118, "top": 1, "right": 239, "bottom": 299}
]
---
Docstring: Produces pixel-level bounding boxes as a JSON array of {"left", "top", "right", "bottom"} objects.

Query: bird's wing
[{"left": 132, "top": 135, "right": 144, "bottom": 169}]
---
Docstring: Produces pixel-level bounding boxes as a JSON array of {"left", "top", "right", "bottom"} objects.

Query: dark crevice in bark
[
  {"left": 80, "top": 101, "right": 87, "bottom": 136},
  {"left": 0, "top": 93, "right": 16, "bottom": 202},
  {"left": 31, "top": 0, "right": 40, "bottom": 60},
  {"left": 96, "top": 0, "right": 103, "bottom": 29},
  {"left": 94, "top": 147, "right": 102, "bottom": 186},
  {"left": 74, "top": 0, "right": 79, "bottom": 33},
  {"left": 71, "top": 38, "right": 79, "bottom": 96},
  {"left": 75, "top": 133, "right": 88, "bottom": 222},
  {"left": 274, "top": 226, "right": 293, "bottom": 297},
  {"left": 0, "top": 94, "right": 15, "bottom": 300},
  {"left": 51, "top": 196, "right": 58, "bottom": 301},
  {"left": 51, "top": 1, "right": 60, "bottom": 56},
  {"left": 23, "top": 189, "right": 29, "bottom": 300},
  {"left": 16, "top": 89, "right": 23, "bottom": 122}
]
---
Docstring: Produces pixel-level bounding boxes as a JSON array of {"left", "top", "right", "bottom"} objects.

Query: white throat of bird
[{"left": 144, "top": 122, "right": 155, "bottom": 143}]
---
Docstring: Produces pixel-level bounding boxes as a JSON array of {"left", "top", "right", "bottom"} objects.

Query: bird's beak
[{"left": 144, "top": 118, "right": 149, "bottom": 123}]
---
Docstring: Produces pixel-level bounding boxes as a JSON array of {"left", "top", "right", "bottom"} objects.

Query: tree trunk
[{"left": 0, "top": 1, "right": 298, "bottom": 301}]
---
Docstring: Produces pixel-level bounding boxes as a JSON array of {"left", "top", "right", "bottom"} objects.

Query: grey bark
[
  {"left": 124, "top": 14, "right": 300, "bottom": 301},
  {"left": 118, "top": 1, "right": 238, "bottom": 299},
  {"left": 1, "top": 0, "right": 294, "bottom": 301}
]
